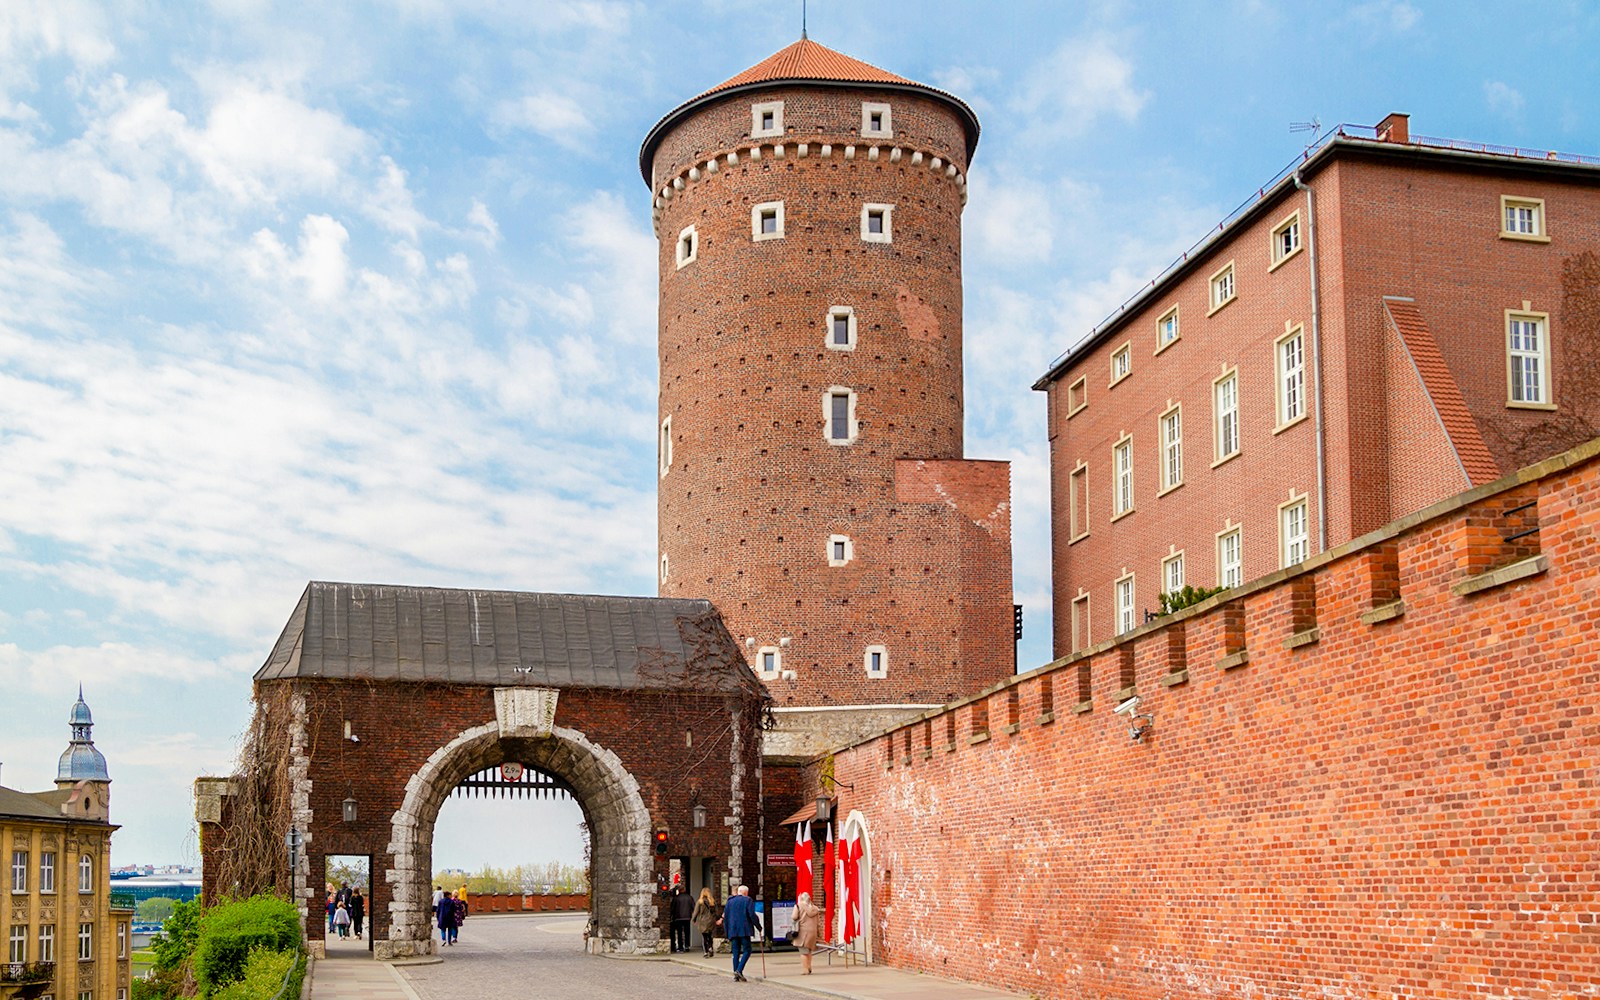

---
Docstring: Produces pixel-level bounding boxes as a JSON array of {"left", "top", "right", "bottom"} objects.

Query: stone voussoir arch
[{"left": 380, "top": 715, "right": 655, "bottom": 959}]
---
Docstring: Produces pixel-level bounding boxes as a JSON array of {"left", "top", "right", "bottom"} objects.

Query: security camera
[{"left": 1114, "top": 695, "right": 1141, "bottom": 717}]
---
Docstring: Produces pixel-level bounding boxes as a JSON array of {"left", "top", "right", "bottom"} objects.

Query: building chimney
[{"left": 1376, "top": 112, "right": 1410, "bottom": 144}]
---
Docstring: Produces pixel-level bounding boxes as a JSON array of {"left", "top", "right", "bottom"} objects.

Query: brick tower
[{"left": 641, "top": 38, "right": 1013, "bottom": 755}]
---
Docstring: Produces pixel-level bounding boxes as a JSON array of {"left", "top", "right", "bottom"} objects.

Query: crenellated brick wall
[{"left": 821, "top": 438, "right": 1600, "bottom": 1000}]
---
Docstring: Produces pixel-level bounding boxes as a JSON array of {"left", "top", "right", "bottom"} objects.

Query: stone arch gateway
[{"left": 197, "top": 582, "right": 769, "bottom": 959}]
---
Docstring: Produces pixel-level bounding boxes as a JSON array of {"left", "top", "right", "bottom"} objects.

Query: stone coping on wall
[{"left": 815, "top": 432, "right": 1600, "bottom": 761}]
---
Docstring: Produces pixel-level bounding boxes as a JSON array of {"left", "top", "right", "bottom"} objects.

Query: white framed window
[
  {"left": 1109, "top": 342, "right": 1132, "bottom": 386},
  {"left": 1068, "top": 463, "right": 1089, "bottom": 541},
  {"left": 751, "top": 101, "right": 784, "bottom": 138},
  {"left": 824, "top": 387, "right": 858, "bottom": 444},
  {"left": 1269, "top": 212, "right": 1302, "bottom": 269},
  {"left": 755, "top": 646, "right": 781, "bottom": 679},
  {"left": 9, "top": 924, "right": 24, "bottom": 963},
  {"left": 79, "top": 993, "right": 91, "bottom": 1000},
  {"left": 861, "top": 203, "right": 893, "bottom": 243},
  {"left": 38, "top": 926, "right": 54, "bottom": 963},
  {"left": 1506, "top": 309, "right": 1552, "bottom": 407},
  {"left": 1280, "top": 496, "right": 1310, "bottom": 567},
  {"left": 1213, "top": 368, "right": 1240, "bottom": 464},
  {"left": 1162, "top": 551, "right": 1186, "bottom": 598},
  {"left": 1066, "top": 376, "right": 1087, "bottom": 417},
  {"left": 11, "top": 850, "right": 25, "bottom": 893},
  {"left": 1156, "top": 306, "right": 1180, "bottom": 352},
  {"left": 1208, "top": 260, "right": 1237, "bottom": 314},
  {"left": 826, "top": 306, "right": 857, "bottom": 351},
  {"left": 1159, "top": 405, "right": 1183, "bottom": 493},
  {"left": 659, "top": 553, "right": 669, "bottom": 582},
  {"left": 78, "top": 922, "right": 93, "bottom": 961},
  {"left": 860, "top": 101, "right": 892, "bottom": 138},
  {"left": 1070, "top": 592, "right": 1090, "bottom": 653},
  {"left": 752, "top": 201, "right": 785, "bottom": 241},
  {"left": 1115, "top": 574, "right": 1137, "bottom": 636},
  {"left": 79, "top": 854, "right": 93, "bottom": 893},
  {"left": 675, "top": 225, "right": 698, "bottom": 269},
  {"left": 1217, "top": 525, "right": 1243, "bottom": 589},
  {"left": 1499, "top": 195, "right": 1547, "bottom": 241},
  {"left": 864, "top": 644, "right": 888, "bottom": 678},
  {"left": 1112, "top": 436, "right": 1134, "bottom": 518},
  {"left": 40, "top": 852, "right": 54, "bottom": 894},
  {"left": 827, "top": 534, "right": 853, "bottom": 567},
  {"left": 659, "top": 416, "right": 672, "bottom": 477},
  {"left": 1276, "top": 326, "right": 1306, "bottom": 428},
  {"left": 117, "top": 922, "right": 126, "bottom": 959}
]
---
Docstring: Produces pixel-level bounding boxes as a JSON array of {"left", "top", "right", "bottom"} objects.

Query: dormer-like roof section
[{"left": 640, "top": 38, "right": 980, "bottom": 182}]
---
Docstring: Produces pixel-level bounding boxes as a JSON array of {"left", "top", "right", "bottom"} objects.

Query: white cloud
[
  {"left": 1484, "top": 80, "right": 1526, "bottom": 120},
  {"left": 1013, "top": 35, "right": 1148, "bottom": 138},
  {"left": 190, "top": 84, "right": 369, "bottom": 204},
  {"left": 1346, "top": 1, "right": 1423, "bottom": 38},
  {"left": 491, "top": 91, "right": 594, "bottom": 147},
  {"left": 466, "top": 199, "right": 500, "bottom": 248},
  {"left": 247, "top": 214, "right": 352, "bottom": 302},
  {"left": 364, "top": 156, "right": 429, "bottom": 238},
  {"left": 968, "top": 171, "right": 1060, "bottom": 264},
  {"left": 0, "top": 642, "right": 231, "bottom": 692}
]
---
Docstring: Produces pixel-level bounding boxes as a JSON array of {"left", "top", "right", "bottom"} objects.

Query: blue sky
[{"left": 2, "top": 0, "right": 1597, "bottom": 869}]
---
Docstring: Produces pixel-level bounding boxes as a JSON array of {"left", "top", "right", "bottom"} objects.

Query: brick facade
[
  {"left": 822, "top": 438, "right": 1600, "bottom": 999},
  {"left": 647, "top": 54, "right": 1015, "bottom": 709},
  {"left": 1039, "top": 122, "right": 1600, "bottom": 655}
]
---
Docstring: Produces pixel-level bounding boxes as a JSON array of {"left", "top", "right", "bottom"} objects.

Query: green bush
[
  {"left": 192, "top": 895, "right": 300, "bottom": 997},
  {"left": 151, "top": 898, "right": 202, "bottom": 973},
  {"left": 209, "top": 947, "right": 300, "bottom": 1000},
  {"left": 1159, "top": 584, "right": 1227, "bottom": 616}
]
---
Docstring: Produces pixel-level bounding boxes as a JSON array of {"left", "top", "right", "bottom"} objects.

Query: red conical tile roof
[{"left": 640, "top": 38, "right": 979, "bottom": 183}]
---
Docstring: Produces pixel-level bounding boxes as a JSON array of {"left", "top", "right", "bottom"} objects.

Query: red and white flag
[
  {"left": 842, "top": 833, "right": 862, "bottom": 942},
  {"left": 794, "top": 820, "right": 813, "bottom": 898},
  {"left": 822, "top": 822, "right": 836, "bottom": 941}
]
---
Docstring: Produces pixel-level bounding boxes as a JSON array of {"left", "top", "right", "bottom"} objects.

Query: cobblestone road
[{"left": 396, "top": 915, "right": 754, "bottom": 1000}]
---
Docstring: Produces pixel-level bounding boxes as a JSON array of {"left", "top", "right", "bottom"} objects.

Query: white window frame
[
  {"left": 826, "top": 306, "right": 857, "bottom": 351},
  {"left": 675, "top": 225, "right": 698, "bottom": 269},
  {"left": 11, "top": 850, "right": 25, "bottom": 893},
  {"left": 659, "top": 415, "right": 672, "bottom": 477},
  {"left": 117, "top": 922, "right": 126, "bottom": 959},
  {"left": 863, "top": 644, "right": 888, "bottom": 678},
  {"left": 1217, "top": 525, "right": 1243, "bottom": 589},
  {"left": 1155, "top": 306, "right": 1180, "bottom": 353},
  {"left": 1159, "top": 405, "right": 1183, "bottom": 495},
  {"left": 1109, "top": 342, "right": 1132, "bottom": 387},
  {"left": 860, "top": 102, "right": 893, "bottom": 138},
  {"left": 9, "top": 924, "right": 25, "bottom": 964},
  {"left": 78, "top": 922, "right": 92, "bottom": 961},
  {"left": 1066, "top": 376, "right": 1087, "bottom": 418},
  {"left": 1114, "top": 573, "right": 1137, "bottom": 636},
  {"left": 1506, "top": 308, "right": 1553, "bottom": 409},
  {"left": 659, "top": 552, "right": 669, "bottom": 583},
  {"left": 1212, "top": 368, "right": 1240, "bottom": 465},
  {"left": 40, "top": 852, "right": 54, "bottom": 894},
  {"left": 861, "top": 203, "right": 893, "bottom": 244},
  {"left": 1499, "top": 195, "right": 1548, "bottom": 242},
  {"left": 1068, "top": 462, "right": 1090, "bottom": 542},
  {"left": 755, "top": 646, "right": 781, "bottom": 679},
  {"left": 827, "top": 534, "right": 853, "bottom": 567},
  {"left": 751, "top": 100, "right": 784, "bottom": 139},
  {"left": 1269, "top": 212, "right": 1303, "bottom": 270},
  {"left": 1162, "top": 551, "right": 1186, "bottom": 598},
  {"left": 79, "top": 854, "right": 93, "bottom": 894},
  {"left": 1208, "top": 260, "right": 1237, "bottom": 315},
  {"left": 39, "top": 924, "right": 54, "bottom": 962},
  {"left": 1111, "top": 435, "right": 1134, "bottom": 519},
  {"left": 1275, "top": 325, "right": 1307, "bottom": 430},
  {"left": 824, "top": 387, "right": 858, "bottom": 444},
  {"left": 1070, "top": 592, "right": 1090, "bottom": 653},
  {"left": 752, "top": 201, "right": 785, "bottom": 241},
  {"left": 1280, "top": 496, "right": 1310, "bottom": 568}
]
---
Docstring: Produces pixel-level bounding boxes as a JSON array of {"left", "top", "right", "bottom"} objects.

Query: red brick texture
[
  {"left": 650, "top": 81, "right": 1013, "bottom": 707},
  {"left": 1043, "top": 140, "right": 1600, "bottom": 656},
  {"left": 824, "top": 441, "right": 1600, "bottom": 999}
]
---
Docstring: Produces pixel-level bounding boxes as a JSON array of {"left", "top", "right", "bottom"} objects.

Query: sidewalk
[
  {"left": 304, "top": 938, "right": 430, "bottom": 1000},
  {"left": 665, "top": 946, "right": 1025, "bottom": 999}
]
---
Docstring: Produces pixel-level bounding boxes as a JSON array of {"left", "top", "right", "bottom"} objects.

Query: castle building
[
  {"left": 1033, "top": 114, "right": 1600, "bottom": 655},
  {"left": 1, "top": 691, "right": 131, "bottom": 1000},
  {"left": 641, "top": 38, "right": 1015, "bottom": 756}
]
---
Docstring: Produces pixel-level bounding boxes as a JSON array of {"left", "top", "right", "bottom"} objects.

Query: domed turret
[{"left": 57, "top": 685, "right": 110, "bottom": 783}]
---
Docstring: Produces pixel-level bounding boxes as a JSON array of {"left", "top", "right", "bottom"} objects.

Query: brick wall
[{"left": 825, "top": 439, "right": 1600, "bottom": 999}]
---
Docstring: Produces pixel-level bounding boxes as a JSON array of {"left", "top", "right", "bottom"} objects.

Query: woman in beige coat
[
  {"left": 692, "top": 887, "right": 719, "bottom": 958},
  {"left": 792, "top": 891, "right": 824, "bottom": 974}
]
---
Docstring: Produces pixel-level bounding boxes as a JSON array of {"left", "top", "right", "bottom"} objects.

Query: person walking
[
  {"left": 792, "top": 891, "right": 823, "bottom": 974},
  {"left": 431, "top": 885, "right": 444, "bottom": 932},
  {"left": 350, "top": 887, "right": 366, "bottom": 940},
  {"left": 333, "top": 901, "right": 351, "bottom": 939},
  {"left": 326, "top": 891, "right": 336, "bottom": 933},
  {"left": 669, "top": 885, "right": 693, "bottom": 953},
  {"left": 435, "top": 890, "right": 457, "bottom": 947},
  {"left": 716, "top": 885, "right": 761, "bottom": 982},
  {"left": 450, "top": 891, "right": 467, "bottom": 945},
  {"left": 692, "top": 887, "right": 718, "bottom": 958}
]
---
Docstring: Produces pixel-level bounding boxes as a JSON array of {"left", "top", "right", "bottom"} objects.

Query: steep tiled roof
[{"left": 1384, "top": 298, "right": 1502, "bottom": 486}]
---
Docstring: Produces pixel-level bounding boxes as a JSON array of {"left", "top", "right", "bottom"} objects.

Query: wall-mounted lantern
[
  {"left": 343, "top": 794, "right": 359, "bottom": 823},
  {"left": 692, "top": 803, "right": 708, "bottom": 829}
]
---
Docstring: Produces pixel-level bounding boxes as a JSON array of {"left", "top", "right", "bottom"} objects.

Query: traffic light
[{"left": 654, "top": 829, "right": 670, "bottom": 856}]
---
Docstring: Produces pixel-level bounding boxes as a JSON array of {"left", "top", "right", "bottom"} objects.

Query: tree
[{"left": 136, "top": 896, "right": 178, "bottom": 924}]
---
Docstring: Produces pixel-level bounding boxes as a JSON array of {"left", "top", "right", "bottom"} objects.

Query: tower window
[
  {"left": 824, "top": 388, "right": 858, "bottom": 444},
  {"left": 659, "top": 415, "right": 672, "bottom": 477},
  {"left": 675, "top": 225, "right": 698, "bottom": 269},
  {"left": 861, "top": 102, "right": 893, "bottom": 137},
  {"left": 826, "top": 306, "right": 857, "bottom": 351},
  {"left": 861, "top": 203, "right": 893, "bottom": 243},
  {"left": 751, "top": 101, "right": 784, "bottom": 138},
  {"left": 828, "top": 534, "right": 853, "bottom": 566},
  {"left": 659, "top": 553, "right": 669, "bottom": 582},
  {"left": 864, "top": 644, "right": 888, "bottom": 678},
  {"left": 756, "top": 646, "right": 781, "bottom": 678},
  {"left": 752, "top": 201, "right": 785, "bottom": 241}
]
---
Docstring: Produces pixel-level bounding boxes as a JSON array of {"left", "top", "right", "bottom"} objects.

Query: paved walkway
[{"left": 305, "top": 914, "right": 1022, "bottom": 1000}]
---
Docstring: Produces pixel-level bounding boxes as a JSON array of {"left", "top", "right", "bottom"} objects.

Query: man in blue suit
[{"left": 717, "top": 884, "right": 762, "bottom": 981}]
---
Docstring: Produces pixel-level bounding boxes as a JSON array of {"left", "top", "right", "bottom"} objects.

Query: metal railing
[
  {"left": 267, "top": 951, "right": 306, "bottom": 1000},
  {"left": 0, "top": 961, "right": 55, "bottom": 984},
  {"left": 1042, "top": 124, "right": 1600, "bottom": 374}
]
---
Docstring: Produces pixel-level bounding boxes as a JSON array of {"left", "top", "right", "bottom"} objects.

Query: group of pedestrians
[
  {"left": 325, "top": 883, "right": 366, "bottom": 940},
  {"left": 433, "top": 885, "right": 469, "bottom": 946},
  {"left": 670, "top": 883, "right": 824, "bottom": 982}
]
